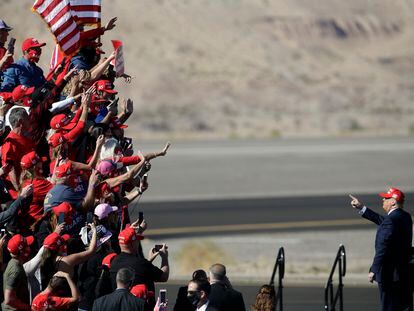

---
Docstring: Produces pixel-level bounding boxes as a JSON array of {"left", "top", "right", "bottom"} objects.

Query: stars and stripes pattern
[
  {"left": 33, "top": 0, "right": 81, "bottom": 55},
  {"left": 70, "top": 0, "right": 101, "bottom": 25}
]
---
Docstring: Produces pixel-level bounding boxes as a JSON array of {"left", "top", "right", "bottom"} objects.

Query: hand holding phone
[
  {"left": 58, "top": 212, "right": 65, "bottom": 225},
  {"left": 153, "top": 244, "right": 163, "bottom": 253},
  {"left": 159, "top": 289, "right": 167, "bottom": 304},
  {"left": 7, "top": 38, "right": 16, "bottom": 54}
]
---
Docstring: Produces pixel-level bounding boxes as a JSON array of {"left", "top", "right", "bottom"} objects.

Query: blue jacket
[
  {"left": 70, "top": 54, "right": 94, "bottom": 71},
  {"left": 0, "top": 57, "right": 46, "bottom": 91},
  {"left": 363, "top": 207, "right": 413, "bottom": 284}
]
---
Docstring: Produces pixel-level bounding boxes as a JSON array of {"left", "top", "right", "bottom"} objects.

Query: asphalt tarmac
[
  {"left": 155, "top": 283, "right": 379, "bottom": 311},
  {"left": 132, "top": 192, "right": 414, "bottom": 238}
]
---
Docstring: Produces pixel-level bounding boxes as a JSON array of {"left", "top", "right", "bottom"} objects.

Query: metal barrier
[
  {"left": 324, "top": 244, "right": 346, "bottom": 311},
  {"left": 269, "top": 247, "right": 285, "bottom": 311}
]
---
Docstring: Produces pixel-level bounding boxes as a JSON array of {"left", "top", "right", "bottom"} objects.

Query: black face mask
[{"left": 187, "top": 293, "right": 200, "bottom": 306}]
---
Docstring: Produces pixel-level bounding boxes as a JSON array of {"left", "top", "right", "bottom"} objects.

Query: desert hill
[{"left": 1, "top": 0, "right": 414, "bottom": 139}]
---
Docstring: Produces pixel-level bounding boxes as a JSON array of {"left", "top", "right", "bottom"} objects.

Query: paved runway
[
  {"left": 132, "top": 192, "right": 414, "bottom": 237},
  {"left": 137, "top": 137, "right": 414, "bottom": 202}
]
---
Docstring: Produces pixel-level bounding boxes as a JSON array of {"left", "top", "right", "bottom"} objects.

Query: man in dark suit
[
  {"left": 92, "top": 268, "right": 146, "bottom": 311},
  {"left": 187, "top": 279, "right": 219, "bottom": 311},
  {"left": 208, "top": 263, "right": 246, "bottom": 311},
  {"left": 350, "top": 188, "right": 413, "bottom": 311}
]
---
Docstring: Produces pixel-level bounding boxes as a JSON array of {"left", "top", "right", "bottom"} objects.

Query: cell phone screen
[
  {"left": 58, "top": 212, "right": 65, "bottom": 224},
  {"left": 138, "top": 212, "right": 143, "bottom": 224},
  {"left": 160, "top": 289, "right": 167, "bottom": 304}
]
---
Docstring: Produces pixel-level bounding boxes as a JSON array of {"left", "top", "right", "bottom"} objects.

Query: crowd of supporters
[{"left": 0, "top": 15, "right": 279, "bottom": 311}]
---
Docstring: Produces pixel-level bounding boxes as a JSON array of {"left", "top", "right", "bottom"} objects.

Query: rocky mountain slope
[{"left": 1, "top": 0, "right": 414, "bottom": 139}]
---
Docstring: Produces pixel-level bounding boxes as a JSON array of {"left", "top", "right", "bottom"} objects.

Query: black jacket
[
  {"left": 209, "top": 283, "right": 246, "bottom": 311},
  {"left": 92, "top": 288, "right": 146, "bottom": 311}
]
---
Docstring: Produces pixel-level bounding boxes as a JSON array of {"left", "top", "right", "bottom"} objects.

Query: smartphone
[
  {"left": 58, "top": 212, "right": 65, "bottom": 224},
  {"left": 7, "top": 38, "right": 16, "bottom": 54},
  {"left": 153, "top": 244, "right": 163, "bottom": 252},
  {"left": 138, "top": 211, "right": 144, "bottom": 225},
  {"left": 142, "top": 174, "right": 148, "bottom": 183},
  {"left": 0, "top": 229, "right": 6, "bottom": 237},
  {"left": 159, "top": 289, "right": 167, "bottom": 304}
]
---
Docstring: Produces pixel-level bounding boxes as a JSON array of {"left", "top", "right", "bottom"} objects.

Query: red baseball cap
[
  {"left": 379, "top": 187, "right": 405, "bottom": 203},
  {"left": 102, "top": 252, "right": 117, "bottom": 268},
  {"left": 110, "top": 117, "right": 128, "bottom": 129},
  {"left": 12, "top": 85, "right": 34, "bottom": 106},
  {"left": 55, "top": 161, "right": 73, "bottom": 178},
  {"left": 0, "top": 92, "right": 13, "bottom": 103},
  {"left": 118, "top": 227, "right": 144, "bottom": 245},
  {"left": 52, "top": 202, "right": 73, "bottom": 224},
  {"left": 32, "top": 293, "right": 71, "bottom": 311},
  {"left": 130, "top": 284, "right": 148, "bottom": 299},
  {"left": 48, "top": 133, "right": 66, "bottom": 148},
  {"left": 7, "top": 234, "right": 34, "bottom": 255},
  {"left": 21, "top": 38, "right": 46, "bottom": 52},
  {"left": 50, "top": 114, "right": 76, "bottom": 131},
  {"left": 95, "top": 80, "right": 117, "bottom": 94},
  {"left": 20, "top": 151, "right": 46, "bottom": 170},
  {"left": 43, "top": 232, "right": 70, "bottom": 251}
]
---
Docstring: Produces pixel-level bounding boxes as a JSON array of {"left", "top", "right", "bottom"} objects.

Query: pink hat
[
  {"left": 97, "top": 160, "right": 117, "bottom": 176},
  {"left": 94, "top": 203, "right": 118, "bottom": 220}
]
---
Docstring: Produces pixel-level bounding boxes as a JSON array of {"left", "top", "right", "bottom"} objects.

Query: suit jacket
[
  {"left": 209, "top": 283, "right": 246, "bottom": 311},
  {"left": 206, "top": 301, "right": 220, "bottom": 311},
  {"left": 363, "top": 207, "right": 413, "bottom": 284},
  {"left": 92, "top": 288, "right": 146, "bottom": 311}
]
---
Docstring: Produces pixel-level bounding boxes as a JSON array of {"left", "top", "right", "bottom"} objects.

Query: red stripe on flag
[{"left": 71, "top": 5, "right": 101, "bottom": 11}]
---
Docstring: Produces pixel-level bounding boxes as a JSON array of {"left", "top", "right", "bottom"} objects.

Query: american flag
[
  {"left": 70, "top": 0, "right": 101, "bottom": 25},
  {"left": 33, "top": 0, "right": 81, "bottom": 56}
]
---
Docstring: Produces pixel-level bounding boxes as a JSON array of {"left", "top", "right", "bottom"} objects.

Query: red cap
[
  {"left": 22, "top": 38, "right": 46, "bottom": 52},
  {"left": 130, "top": 284, "right": 148, "bottom": 299},
  {"left": 52, "top": 202, "right": 73, "bottom": 225},
  {"left": 43, "top": 232, "right": 70, "bottom": 251},
  {"left": 20, "top": 151, "right": 46, "bottom": 170},
  {"left": 7, "top": 234, "right": 34, "bottom": 255},
  {"left": 50, "top": 114, "right": 76, "bottom": 131},
  {"left": 379, "top": 187, "right": 405, "bottom": 203},
  {"left": 110, "top": 117, "right": 128, "bottom": 129},
  {"left": 12, "top": 85, "right": 34, "bottom": 106},
  {"left": 0, "top": 92, "right": 13, "bottom": 103},
  {"left": 55, "top": 161, "right": 73, "bottom": 178},
  {"left": 102, "top": 252, "right": 117, "bottom": 268},
  {"left": 48, "top": 133, "right": 66, "bottom": 148},
  {"left": 118, "top": 227, "right": 143, "bottom": 245},
  {"left": 95, "top": 80, "right": 117, "bottom": 94}
]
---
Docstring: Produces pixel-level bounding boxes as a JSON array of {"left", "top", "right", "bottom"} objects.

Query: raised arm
[
  {"left": 62, "top": 223, "right": 97, "bottom": 267},
  {"left": 105, "top": 151, "right": 145, "bottom": 189}
]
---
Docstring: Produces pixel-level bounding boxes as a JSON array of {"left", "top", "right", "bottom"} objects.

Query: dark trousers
[{"left": 378, "top": 281, "right": 413, "bottom": 311}]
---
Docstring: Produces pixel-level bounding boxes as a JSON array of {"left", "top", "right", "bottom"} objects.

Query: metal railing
[
  {"left": 324, "top": 244, "right": 346, "bottom": 311},
  {"left": 269, "top": 247, "right": 285, "bottom": 311}
]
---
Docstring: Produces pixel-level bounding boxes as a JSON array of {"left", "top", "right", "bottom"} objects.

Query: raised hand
[{"left": 349, "top": 194, "right": 363, "bottom": 210}]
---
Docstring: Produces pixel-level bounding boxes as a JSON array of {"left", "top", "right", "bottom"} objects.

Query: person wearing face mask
[
  {"left": 1, "top": 37, "right": 46, "bottom": 92},
  {"left": 187, "top": 279, "right": 219, "bottom": 311},
  {"left": 1, "top": 107, "right": 35, "bottom": 199},
  {"left": 2, "top": 234, "right": 35, "bottom": 311}
]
